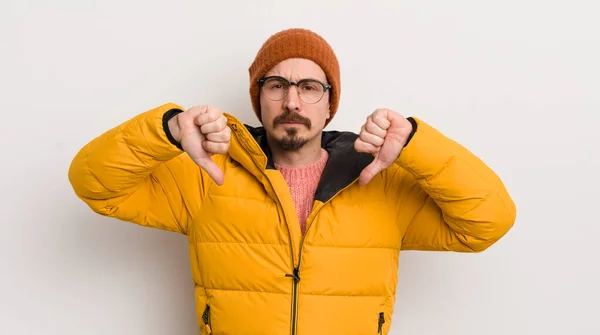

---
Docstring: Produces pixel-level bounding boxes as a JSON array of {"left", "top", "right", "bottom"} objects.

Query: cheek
[
  {"left": 260, "top": 96, "right": 277, "bottom": 123},
  {"left": 298, "top": 108, "right": 327, "bottom": 130},
  {"left": 312, "top": 103, "right": 331, "bottom": 125}
]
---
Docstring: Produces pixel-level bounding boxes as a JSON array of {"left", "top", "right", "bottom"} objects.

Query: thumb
[
  {"left": 358, "top": 159, "right": 386, "bottom": 186},
  {"left": 194, "top": 157, "right": 225, "bottom": 186}
]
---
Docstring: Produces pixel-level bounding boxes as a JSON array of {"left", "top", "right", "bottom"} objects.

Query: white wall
[{"left": 3, "top": 0, "right": 599, "bottom": 334}]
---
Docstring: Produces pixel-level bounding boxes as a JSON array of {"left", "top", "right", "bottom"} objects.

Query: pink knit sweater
[{"left": 275, "top": 149, "right": 329, "bottom": 234}]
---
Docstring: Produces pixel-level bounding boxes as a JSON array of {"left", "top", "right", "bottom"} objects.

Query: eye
[
  {"left": 300, "top": 81, "right": 320, "bottom": 91},
  {"left": 265, "top": 78, "right": 288, "bottom": 90}
]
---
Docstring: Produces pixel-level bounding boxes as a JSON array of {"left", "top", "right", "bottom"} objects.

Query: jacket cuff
[
  {"left": 162, "top": 108, "right": 184, "bottom": 151},
  {"left": 404, "top": 117, "right": 417, "bottom": 147}
]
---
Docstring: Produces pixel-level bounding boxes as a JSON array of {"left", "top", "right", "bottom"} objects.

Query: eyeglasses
[{"left": 258, "top": 76, "right": 331, "bottom": 104}]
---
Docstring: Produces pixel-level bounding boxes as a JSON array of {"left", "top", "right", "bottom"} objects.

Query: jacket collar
[{"left": 225, "top": 113, "right": 374, "bottom": 202}]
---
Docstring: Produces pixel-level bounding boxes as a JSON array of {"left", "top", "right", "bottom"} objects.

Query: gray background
[{"left": 2, "top": 0, "right": 598, "bottom": 334}]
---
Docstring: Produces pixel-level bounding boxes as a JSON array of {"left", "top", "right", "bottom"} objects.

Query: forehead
[{"left": 265, "top": 58, "right": 327, "bottom": 81}]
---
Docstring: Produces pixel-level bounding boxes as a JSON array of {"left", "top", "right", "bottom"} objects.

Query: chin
[
  {"left": 269, "top": 128, "right": 310, "bottom": 151},
  {"left": 278, "top": 135, "right": 309, "bottom": 151}
]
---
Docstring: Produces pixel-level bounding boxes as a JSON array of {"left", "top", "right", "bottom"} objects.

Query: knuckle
[
  {"left": 365, "top": 122, "right": 376, "bottom": 132},
  {"left": 215, "top": 143, "right": 228, "bottom": 153},
  {"left": 220, "top": 130, "right": 230, "bottom": 141},
  {"left": 200, "top": 123, "right": 212, "bottom": 134},
  {"left": 374, "top": 116, "right": 389, "bottom": 129},
  {"left": 208, "top": 142, "right": 221, "bottom": 153},
  {"left": 190, "top": 105, "right": 208, "bottom": 116},
  {"left": 206, "top": 133, "right": 218, "bottom": 142},
  {"left": 186, "top": 105, "right": 198, "bottom": 113},
  {"left": 359, "top": 141, "right": 371, "bottom": 151},
  {"left": 195, "top": 113, "right": 206, "bottom": 125},
  {"left": 205, "top": 109, "right": 217, "bottom": 120}
]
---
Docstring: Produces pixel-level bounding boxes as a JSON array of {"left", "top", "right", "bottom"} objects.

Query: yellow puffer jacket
[{"left": 68, "top": 102, "right": 516, "bottom": 334}]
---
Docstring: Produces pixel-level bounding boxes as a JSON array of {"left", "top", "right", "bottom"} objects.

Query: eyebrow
[{"left": 265, "top": 75, "right": 328, "bottom": 83}]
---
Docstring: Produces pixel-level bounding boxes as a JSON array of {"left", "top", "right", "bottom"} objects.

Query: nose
[{"left": 283, "top": 85, "right": 301, "bottom": 112}]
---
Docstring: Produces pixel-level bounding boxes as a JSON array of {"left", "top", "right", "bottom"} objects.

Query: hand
[
  {"left": 168, "top": 105, "right": 231, "bottom": 185},
  {"left": 354, "top": 108, "right": 413, "bottom": 186}
]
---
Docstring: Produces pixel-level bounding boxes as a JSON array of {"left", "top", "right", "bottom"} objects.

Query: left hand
[{"left": 354, "top": 108, "right": 414, "bottom": 186}]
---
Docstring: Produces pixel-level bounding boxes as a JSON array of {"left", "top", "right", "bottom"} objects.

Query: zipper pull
[
  {"left": 285, "top": 267, "right": 301, "bottom": 283},
  {"left": 377, "top": 312, "right": 385, "bottom": 335},
  {"left": 202, "top": 305, "right": 212, "bottom": 334}
]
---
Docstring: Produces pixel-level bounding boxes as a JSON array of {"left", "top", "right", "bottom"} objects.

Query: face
[{"left": 259, "top": 58, "right": 331, "bottom": 151}]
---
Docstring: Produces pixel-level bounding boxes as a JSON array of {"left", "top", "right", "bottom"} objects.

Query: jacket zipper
[
  {"left": 230, "top": 125, "right": 299, "bottom": 335},
  {"left": 285, "top": 267, "right": 300, "bottom": 335},
  {"left": 265, "top": 175, "right": 297, "bottom": 335},
  {"left": 287, "top": 234, "right": 308, "bottom": 335},
  {"left": 378, "top": 312, "right": 385, "bottom": 335},
  {"left": 286, "top": 178, "right": 361, "bottom": 335},
  {"left": 202, "top": 304, "right": 212, "bottom": 334},
  {"left": 230, "top": 124, "right": 363, "bottom": 335}
]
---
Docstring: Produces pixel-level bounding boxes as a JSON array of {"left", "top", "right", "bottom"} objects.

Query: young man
[{"left": 69, "top": 28, "right": 516, "bottom": 335}]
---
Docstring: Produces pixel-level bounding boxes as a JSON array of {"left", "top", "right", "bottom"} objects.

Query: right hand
[{"left": 168, "top": 105, "right": 231, "bottom": 185}]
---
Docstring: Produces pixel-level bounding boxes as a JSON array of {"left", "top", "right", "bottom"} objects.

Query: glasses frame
[{"left": 258, "top": 75, "right": 332, "bottom": 104}]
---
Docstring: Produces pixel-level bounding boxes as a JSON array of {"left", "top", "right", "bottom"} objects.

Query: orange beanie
[{"left": 248, "top": 28, "right": 341, "bottom": 126}]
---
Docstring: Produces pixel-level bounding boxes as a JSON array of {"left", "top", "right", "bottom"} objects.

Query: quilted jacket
[{"left": 68, "top": 102, "right": 516, "bottom": 334}]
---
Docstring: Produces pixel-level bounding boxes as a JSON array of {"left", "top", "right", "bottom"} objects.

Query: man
[{"left": 69, "top": 28, "right": 516, "bottom": 335}]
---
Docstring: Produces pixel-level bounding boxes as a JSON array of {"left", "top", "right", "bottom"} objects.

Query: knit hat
[{"left": 248, "top": 28, "right": 341, "bottom": 126}]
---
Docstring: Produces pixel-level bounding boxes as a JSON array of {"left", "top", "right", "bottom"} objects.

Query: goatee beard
[
  {"left": 272, "top": 110, "right": 311, "bottom": 151},
  {"left": 277, "top": 127, "right": 309, "bottom": 151}
]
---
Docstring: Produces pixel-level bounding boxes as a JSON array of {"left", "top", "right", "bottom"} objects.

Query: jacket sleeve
[
  {"left": 391, "top": 117, "right": 517, "bottom": 252},
  {"left": 68, "top": 102, "right": 207, "bottom": 235}
]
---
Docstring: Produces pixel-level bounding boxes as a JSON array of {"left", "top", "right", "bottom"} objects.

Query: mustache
[{"left": 273, "top": 111, "right": 311, "bottom": 128}]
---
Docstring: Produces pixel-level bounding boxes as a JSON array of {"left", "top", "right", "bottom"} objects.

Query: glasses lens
[
  {"left": 298, "top": 80, "right": 325, "bottom": 104},
  {"left": 262, "top": 77, "right": 289, "bottom": 101}
]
